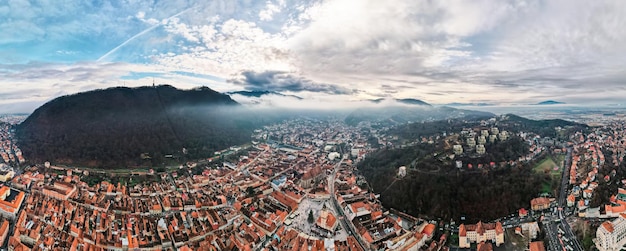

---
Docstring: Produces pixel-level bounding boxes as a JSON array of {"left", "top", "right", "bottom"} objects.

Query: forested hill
[
  {"left": 357, "top": 114, "right": 584, "bottom": 221},
  {"left": 16, "top": 85, "right": 258, "bottom": 168},
  {"left": 498, "top": 114, "right": 587, "bottom": 138}
]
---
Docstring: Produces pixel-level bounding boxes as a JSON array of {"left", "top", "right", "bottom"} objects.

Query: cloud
[
  {"left": 259, "top": 0, "right": 286, "bottom": 21},
  {"left": 2, "top": 0, "right": 626, "bottom": 112},
  {"left": 229, "top": 70, "right": 357, "bottom": 95}
]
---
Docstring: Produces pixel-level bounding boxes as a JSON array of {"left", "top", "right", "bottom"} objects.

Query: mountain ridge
[
  {"left": 16, "top": 85, "right": 254, "bottom": 168},
  {"left": 535, "top": 100, "right": 565, "bottom": 105}
]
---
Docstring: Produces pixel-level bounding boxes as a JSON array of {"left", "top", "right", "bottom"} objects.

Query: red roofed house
[
  {"left": 567, "top": 194, "right": 576, "bottom": 207},
  {"left": 315, "top": 207, "right": 338, "bottom": 234},
  {"left": 518, "top": 208, "right": 528, "bottom": 218},
  {"left": 459, "top": 222, "right": 504, "bottom": 248},
  {"left": 530, "top": 197, "right": 551, "bottom": 211}
]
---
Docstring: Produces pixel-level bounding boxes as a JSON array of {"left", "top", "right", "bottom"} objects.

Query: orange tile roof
[
  {"left": 602, "top": 221, "right": 614, "bottom": 233},
  {"left": 422, "top": 224, "right": 436, "bottom": 236},
  {"left": 529, "top": 241, "right": 546, "bottom": 251}
]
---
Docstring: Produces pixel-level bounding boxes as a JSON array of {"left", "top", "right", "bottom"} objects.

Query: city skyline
[{"left": 1, "top": 0, "right": 626, "bottom": 113}]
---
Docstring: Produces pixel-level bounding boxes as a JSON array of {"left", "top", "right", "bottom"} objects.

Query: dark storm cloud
[{"left": 229, "top": 70, "right": 358, "bottom": 95}]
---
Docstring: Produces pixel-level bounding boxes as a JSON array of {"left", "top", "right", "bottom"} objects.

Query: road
[
  {"left": 550, "top": 147, "right": 584, "bottom": 251},
  {"left": 329, "top": 155, "right": 369, "bottom": 250}
]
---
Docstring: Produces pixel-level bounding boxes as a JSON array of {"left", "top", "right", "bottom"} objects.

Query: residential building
[
  {"left": 0, "top": 186, "right": 25, "bottom": 219},
  {"left": 476, "top": 145, "right": 486, "bottom": 155},
  {"left": 467, "top": 138, "right": 476, "bottom": 148},
  {"left": 530, "top": 197, "right": 551, "bottom": 211},
  {"left": 596, "top": 214, "right": 626, "bottom": 251},
  {"left": 458, "top": 221, "right": 504, "bottom": 248}
]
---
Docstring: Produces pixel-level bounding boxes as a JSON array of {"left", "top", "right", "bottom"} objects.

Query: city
[
  {"left": 1, "top": 0, "right": 626, "bottom": 250},
  {"left": 0, "top": 112, "right": 621, "bottom": 250}
]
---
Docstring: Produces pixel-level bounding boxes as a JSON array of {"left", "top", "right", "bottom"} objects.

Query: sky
[{"left": 1, "top": 0, "right": 626, "bottom": 113}]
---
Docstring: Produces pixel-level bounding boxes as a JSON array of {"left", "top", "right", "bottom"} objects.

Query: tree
[{"left": 308, "top": 210, "right": 315, "bottom": 224}]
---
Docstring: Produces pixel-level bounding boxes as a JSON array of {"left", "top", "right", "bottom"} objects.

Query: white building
[
  {"left": 596, "top": 214, "right": 626, "bottom": 251},
  {"left": 328, "top": 152, "right": 340, "bottom": 160},
  {"left": 398, "top": 166, "right": 407, "bottom": 178},
  {"left": 476, "top": 145, "right": 486, "bottom": 155},
  {"left": 456, "top": 161, "right": 463, "bottom": 169},
  {"left": 499, "top": 131, "right": 509, "bottom": 141},
  {"left": 453, "top": 145, "right": 463, "bottom": 155},
  {"left": 489, "top": 134, "right": 498, "bottom": 143},
  {"left": 477, "top": 136, "right": 487, "bottom": 145},
  {"left": 467, "top": 138, "right": 476, "bottom": 148},
  {"left": 481, "top": 130, "right": 489, "bottom": 137},
  {"left": 521, "top": 222, "right": 540, "bottom": 240}
]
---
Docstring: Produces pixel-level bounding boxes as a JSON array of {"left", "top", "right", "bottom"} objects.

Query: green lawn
[
  {"left": 533, "top": 156, "right": 561, "bottom": 175},
  {"left": 533, "top": 155, "right": 562, "bottom": 194}
]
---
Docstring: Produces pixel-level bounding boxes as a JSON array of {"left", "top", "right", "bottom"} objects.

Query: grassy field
[
  {"left": 533, "top": 156, "right": 561, "bottom": 175},
  {"left": 533, "top": 155, "right": 563, "bottom": 194}
]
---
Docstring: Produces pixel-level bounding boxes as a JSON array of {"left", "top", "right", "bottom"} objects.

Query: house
[
  {"left": 518, "top": 208, "right": 528, "bottom": 218},
  {"left": 530, "top": 197, "right": 551, "bottom": 211},
  {"left": 567, "top": 194, "right": 576, "bottom": 207}
]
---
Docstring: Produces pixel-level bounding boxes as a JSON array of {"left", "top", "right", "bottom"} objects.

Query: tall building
[
  {"left": 596, "top": 214, "right": 626, "bottom": 251},
  {"left": 453, "top": 145, "right": 464, "bottom": 155},
  {"left": 459, "top": 221, "right": 504, "bottom": 248},
  {"left": 467, "top": 137, "right": 476, "bottom": 148},
  {"left": 476, "top": 144, "right": 486, "bottom": 155}
]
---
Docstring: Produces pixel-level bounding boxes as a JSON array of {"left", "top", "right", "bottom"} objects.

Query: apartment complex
[{"left": 596, "top": 214, "right": 626, "bottom": 251}]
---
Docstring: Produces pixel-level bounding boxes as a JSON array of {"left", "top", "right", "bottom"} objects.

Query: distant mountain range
[
  {"left": 366, "top": 98, "right": 432, "bottom": 106},
  {"left": 445, "top": 102, "right": 494, "bottom": 107},
  {"left": 228, "top": 90, "right": 303, "bottom": 100},
  {"left": 396, "top": 98, "right": 432, "bottom": 106},
  {"left": 535, "top": 100, "right": 565, "bottom": 105},
  {"left": 345, "top": 100, "right": 493, "bottom": 126}
]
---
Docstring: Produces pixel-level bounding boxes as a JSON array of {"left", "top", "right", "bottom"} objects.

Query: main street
[
  {"left": 329, "top": 154, "right": 369, "bottom": 250},
  {"left": 549, "top": 147, "right": 584, "bottom": 251}
]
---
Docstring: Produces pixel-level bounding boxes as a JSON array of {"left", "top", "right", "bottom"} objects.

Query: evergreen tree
[{"left": 308, "top": 210, "right": 314, "bottom": 224}]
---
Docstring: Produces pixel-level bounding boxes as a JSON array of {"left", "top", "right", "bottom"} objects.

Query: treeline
[{"left": 499, "top": 114, "right": 588, "bottom": 139}]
